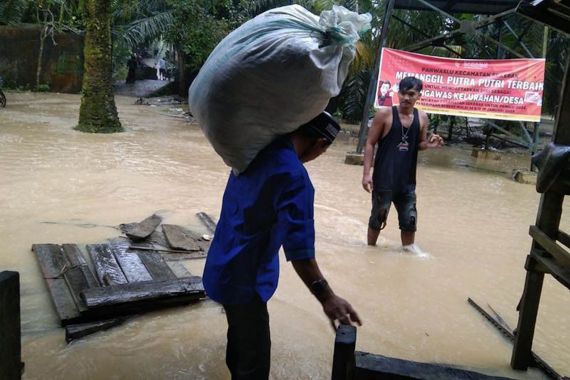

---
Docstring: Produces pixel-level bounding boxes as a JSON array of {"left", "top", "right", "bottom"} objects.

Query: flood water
[{"left": 1, "top": 92, "right": 568, "bottom": 379}]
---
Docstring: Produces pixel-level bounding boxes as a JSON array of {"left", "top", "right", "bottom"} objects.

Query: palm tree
[{"left": 76, "top": 0, "right": 122, "bottom": 133}]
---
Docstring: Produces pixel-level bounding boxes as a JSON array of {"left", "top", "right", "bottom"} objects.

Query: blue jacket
[{"left": 203, "top": 137, "right": 316, "bottom": 304}]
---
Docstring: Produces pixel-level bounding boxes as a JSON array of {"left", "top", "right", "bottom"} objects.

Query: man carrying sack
[{"left": 203, "top": 112, "right": 362, "bottom": 379}]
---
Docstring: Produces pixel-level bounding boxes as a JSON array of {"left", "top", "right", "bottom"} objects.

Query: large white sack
[{"left": 188, "top": 5, "right": 371, "bottom": 174}]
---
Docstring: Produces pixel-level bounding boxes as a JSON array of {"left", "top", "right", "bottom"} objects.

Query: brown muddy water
[{"left": 1, "top": 92, "right": 568, "bottom": 379}]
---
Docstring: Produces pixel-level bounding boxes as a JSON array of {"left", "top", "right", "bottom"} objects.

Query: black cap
[{"left": 301, "top": 111, "right": 341, "bottom": 144}]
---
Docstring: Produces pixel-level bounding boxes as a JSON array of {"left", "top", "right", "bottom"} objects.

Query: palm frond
[
  {"left": 120, "top": 10, "right": 174, "bottom": 48},
  {"left": 339, "top": 69, "right": 371, "bottom": 122}
]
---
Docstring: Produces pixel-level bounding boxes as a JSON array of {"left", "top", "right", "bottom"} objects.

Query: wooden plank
[
  {"left": 129, "top": 245, "right": 207, "bottom": 258},
  {"left": 529, "top": 225, "right": 570, "bottom": 268},
  {"left": 86, "top": 244, "right": 128, "bottom": 286},
  {"left": 61, "top": 244, "right": 100, "bottom": 288},
  {"left": 65, "top": 317, "right": 129, "bottom": 343},
  {"left": 196, "top": 212, "right": 217, "bottom": 234},
  {"left": 354, "top": 352, "right": 514, "bottom": 379},
  {"left": 166, "top": 261, "right": 192, "bottom": 278},
  {"left": 160, "top": 252, "right": 207, "bottom": 261},
  {"left": 332, "top": 325, "right": 356, "bottom": 380},
  {"left": 113, "top": 249, "right": 153, "bottom": 283},
  {"left": 0, "top": 271, "right": 23, "bottom": 380},
  {"left": 511, "top": 256, "right": 545, "bottom": 371},
  {"left": 162, "top": 224, "right": 201, "bottom": 251},
  {"left": 45, "top": 278, "right": 82, "bottom": 325},
  {"left": 32, "top": 244, "right": 81, "bottom": 325},
  {"left": 531, "top": 249, "right": 570, "bottom": 290},
  {"left": 60, "top": 244, "right": 100, "bottom": 313},
  {"left": 120, "top": 214, "right": 162, "bottom": 241},
  {"left": 137, "top": 251, "right": 176, "bottom": 281},
  {"left": 32, "top": 244, "right": 68, "bottom": 278},
  {"left": 81, "top": 277, "right": 204, "bottom": 309}
]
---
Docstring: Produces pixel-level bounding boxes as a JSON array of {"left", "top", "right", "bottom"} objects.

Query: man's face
[
  {"left": 300, "top": 138, "right": 330, "bottom": 163},
  {"left": 380, "top": 83, "right": 390, "bottom": 96},
  {"left": 397, "top": 87, "right": 421, "bottom": 108}
]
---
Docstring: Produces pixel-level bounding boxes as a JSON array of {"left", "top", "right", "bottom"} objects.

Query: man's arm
[
  {"left": 362, "top": 108, "right": 389, "bottom": 192},
  {"left": 291, "top": 259, "right": 362, "bottom": 330},
  {"left": 418, "top": 111, "right": 444, "bottom": 150}
]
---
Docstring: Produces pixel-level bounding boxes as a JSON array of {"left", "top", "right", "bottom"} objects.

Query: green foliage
[
  {"left": 37, "top": 83, "right": 50, "bottom": 92},
  {"left": 0, "top": 0, "right": 30, "bottom": 25},
  {"left": 338, "top": 69, "right": 371, "bottom": 122},
  {"left": 164, "top": 0, "right": 239, "bottom": 71}
]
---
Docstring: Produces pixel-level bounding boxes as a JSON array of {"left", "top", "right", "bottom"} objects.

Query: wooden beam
[
  {"left": 331, "top": 324, "right": 356, "bottom": 380},
  {"left": 32, "top": 244, "right": 81, "bottom": 325},
  {"left": 81, "top": 277, "right": 204, "bottom": 311},
  {"left": 0, "top": 271, "right": 23, "bottom": 380},
  {"left": 355, "top": 351, "right": 514, "bottom": 379},
  {"left": 529, "top": 225, "right": 570, "bottom": 267},
  {"left": 65, "top": 318, "right": 129, "bottom": 343},
  {"left": 531, "top": 249, "right": 570, "bottom": 290},
  {"left": 60, "top": 245, "right": 100, "bottom": 313},
  {"left": 511, "top": 256, "right": 545, "bottom": 370}
]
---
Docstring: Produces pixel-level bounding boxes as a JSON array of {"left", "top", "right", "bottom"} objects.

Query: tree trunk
[
  {"left": 176, "top": 46, "right": 188, "bottom": 98},
  {"left": 76, "top": 0, "right": 122, "bottom": 133},
  {"left": 36, "top": 26, "right": 46, "bottom": 91}
]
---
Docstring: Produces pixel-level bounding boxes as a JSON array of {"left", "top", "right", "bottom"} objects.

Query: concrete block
[
  {"left": 472, "top": 148, "right": 502, "bottom": 160},
  {"left": 512, "top": 169, "right": 537, "bottom": 185},
  {"left": 345, "top": 152, "right": 364, "bottom": 166}
]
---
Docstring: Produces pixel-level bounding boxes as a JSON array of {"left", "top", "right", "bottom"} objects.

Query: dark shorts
[{"left": 369, "top": 190, "right": 417, "bottom": 232}]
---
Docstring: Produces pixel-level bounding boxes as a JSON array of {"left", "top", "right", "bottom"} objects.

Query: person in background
[
  {"left": 204, "top": 111, "right": 362, "bottom": 380},
  {"left": 156, "top": 57, "right": 166, "bottom": 80},
  {"left": 362, "top": 76, "right": 444, "bottom": 253},
  {"left": 126, "top": 54, "right": 137, "bottom": 84}
]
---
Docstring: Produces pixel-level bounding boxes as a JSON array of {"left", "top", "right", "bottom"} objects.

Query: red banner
[{"left": 375, "top": 48, "right": 545, "bottom": 122}]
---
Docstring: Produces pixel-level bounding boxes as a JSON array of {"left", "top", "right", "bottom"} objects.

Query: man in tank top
[{"left": 362, "top": 76, "right": 444, "bottom": 252}]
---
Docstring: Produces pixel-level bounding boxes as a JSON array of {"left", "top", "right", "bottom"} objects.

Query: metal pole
[
  {"left": 356, "top": 0, "right": 395, "bottom": 154},
  {"left": 531, "top": 122, "right": 539, "bottom": 171}
]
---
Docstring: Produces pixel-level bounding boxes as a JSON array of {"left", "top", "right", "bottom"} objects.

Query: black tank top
[{"left": 373, "top": 106, "right": 420, "bottom": 192}]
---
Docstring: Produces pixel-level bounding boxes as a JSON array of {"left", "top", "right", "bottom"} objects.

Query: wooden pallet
[{"left": 32, "top": 241, "right": 205, "bottom": 341}]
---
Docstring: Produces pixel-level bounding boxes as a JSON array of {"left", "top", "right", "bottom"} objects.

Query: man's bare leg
[
  {"left": 368, "top": 227, "right": 381, "bottom": 246},
  {"left": 401, "top": 231, "right": 415, "bottom": 246}
]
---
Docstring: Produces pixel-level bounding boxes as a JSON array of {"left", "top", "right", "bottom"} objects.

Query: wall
[{"left": 0, "top": 24, "right": 83, "bottom": 93}]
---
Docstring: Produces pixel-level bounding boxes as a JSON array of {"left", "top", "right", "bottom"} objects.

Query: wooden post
[
  {"left": 510, "top": 256, "right": 544, "bottom": 370},
  {"left": 331, "top": 325, "right": 356, "bottom": 380},
  {"left": 0, "top": 271, "right": 23, "bottom": 380},
  {"left": 511, "top": 49, "right": 570, "bottom": 370}
]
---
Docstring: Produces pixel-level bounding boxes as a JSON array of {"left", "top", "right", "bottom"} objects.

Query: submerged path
[{"left": 113, "top": 79, "right": 171, "bottom": 98}]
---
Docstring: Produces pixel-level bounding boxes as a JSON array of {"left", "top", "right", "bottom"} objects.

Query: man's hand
[
  {"left": 362, "top": 173, "right": 373, "bottom": 193},
  {"left": 322, "top": 294, "right": 362, "bottom": 331},
  {"left": 427, "top": 133, "right": 444, "bottom": 148}
]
